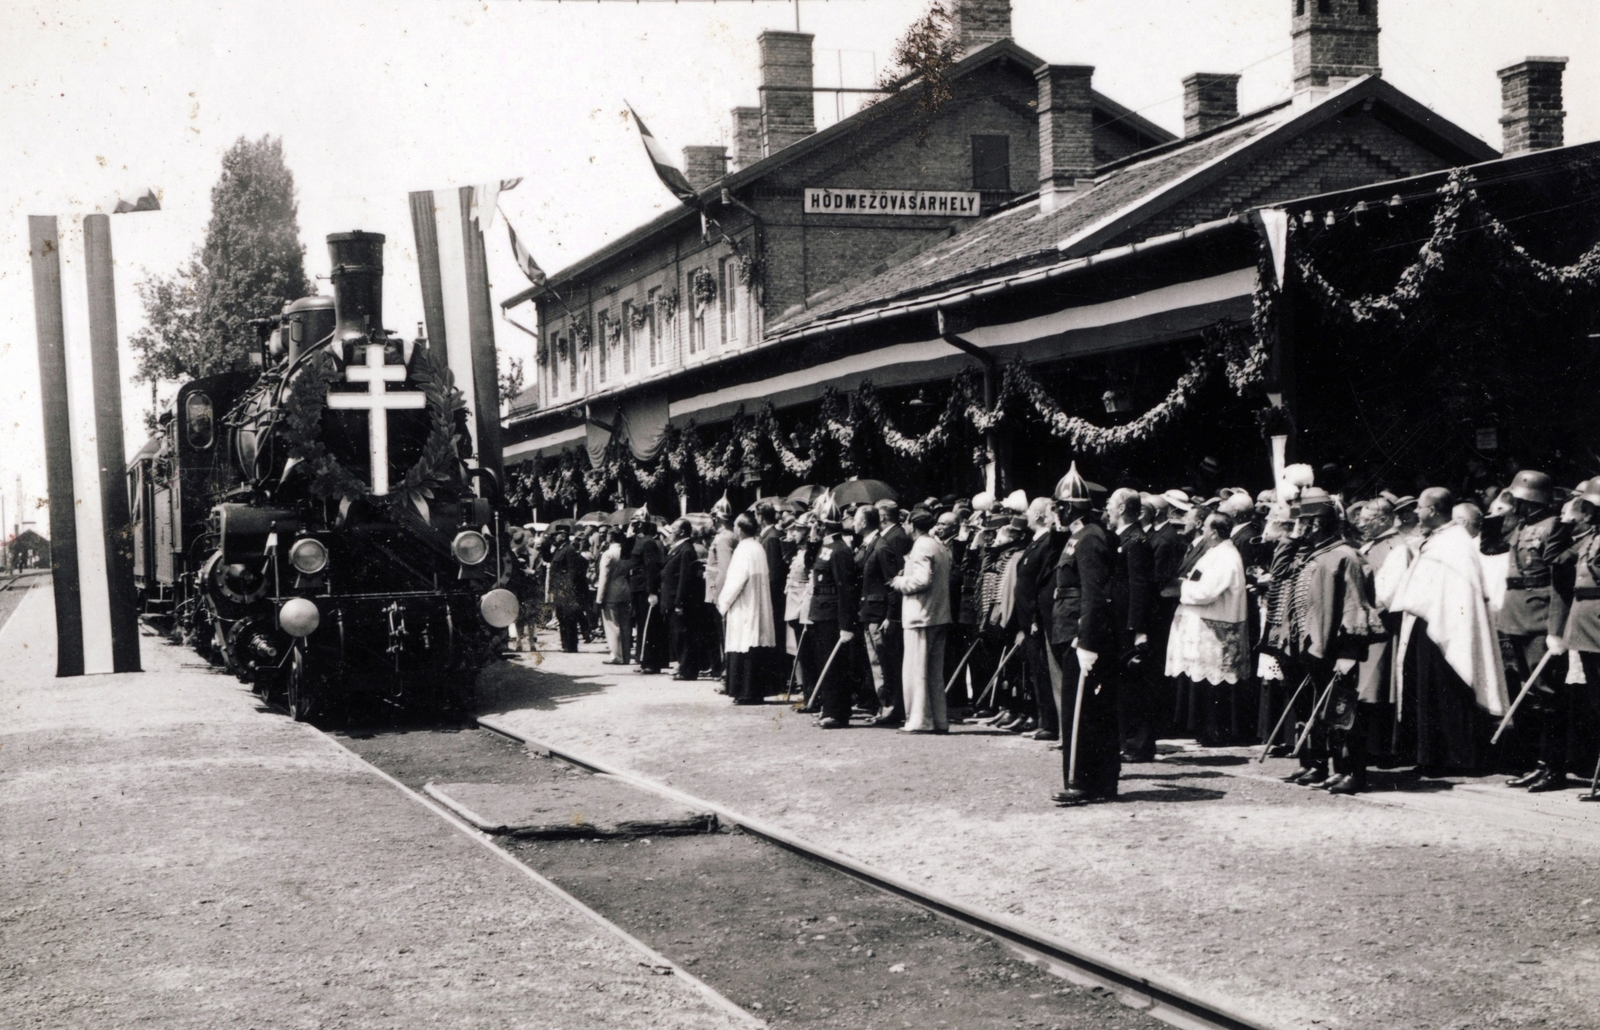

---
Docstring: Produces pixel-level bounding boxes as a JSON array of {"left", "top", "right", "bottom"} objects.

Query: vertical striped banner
[
  {"left": 408, "top": 186, "right": 503, "bottom": 482},
  {"left": 28, "top": 213, "right": 142, "bottom": 676}
]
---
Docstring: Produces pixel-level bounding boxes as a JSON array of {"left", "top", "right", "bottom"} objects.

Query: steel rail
[{"left": 475, "top": 714, "right": 1283, "bottom": 1030}]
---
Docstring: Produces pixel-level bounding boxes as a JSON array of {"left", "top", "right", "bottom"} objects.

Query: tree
[
  {"left": 869, "top": 1, "right": 959, "bottom": 145},
  {"left": 131, "top": 135, "right": 312, "bottom": 387}
]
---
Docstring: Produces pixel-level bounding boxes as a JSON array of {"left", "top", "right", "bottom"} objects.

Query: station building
[{"left": 499, "top": 0, "right": 1574, "bottom": 508}]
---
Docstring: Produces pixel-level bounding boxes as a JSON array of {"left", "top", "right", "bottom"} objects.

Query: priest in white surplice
[{"left": 1391, "top": 487, "right": 1509, "bottom": 774}]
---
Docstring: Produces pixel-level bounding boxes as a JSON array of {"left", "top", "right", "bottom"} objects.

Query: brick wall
[
  {"left": 1499, "top": 59, "right": 1566, "bottom": 155},
  {"left": 1292, "top": 0, "right": 1380, "bottom": 90}
]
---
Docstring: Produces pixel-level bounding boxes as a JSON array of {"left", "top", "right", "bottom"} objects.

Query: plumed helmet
[
  {"left": 972, "top": 491, "right": 996, "bottom": 512},
  {"left": 1581, "top": 479, "right": 1600, "bottom": 507},
  {"left": 1002, "top": 489, "right": 1028, "bottom": 513},
  {"left": 1053, "top": 462, "right": 1091, "bottom": 506},
  {"left": 1283, "top": 462, "right": 1315, "bottom": 489},
  {"left": 711, "top": 492, "right": 733, "bottom": 519},
  {"left": 812, "top": 490, "right": 842, "bottom": 527},
  {"left": 1487, "top": 489, "right": 1515, "bottom": 518},
  {"left": 633, "top": 502, "right": 651, "bottom": 522},
  {"left": 1161, "top": 488, "right": 1192, "bottom": 513},
  {"left": 1509, "top": 470, "right": 1554, "bottom": 506}
]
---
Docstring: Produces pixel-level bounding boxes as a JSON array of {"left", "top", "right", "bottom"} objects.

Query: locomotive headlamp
[
  {"left": 288, "top": 537, "right": 329, "bottom": 575},
  {"left": 480, "top": 588, "right": 520, "bottom": 629},
  {"left": 278, "top": 597, "right": 321, "bottom": 638},
  {"left": 452, "top": 529, "right": 489, "bottom": 566}
]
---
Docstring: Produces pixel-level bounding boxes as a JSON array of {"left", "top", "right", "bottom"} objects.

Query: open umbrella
[
  {"left": 604, "top": 507, "right": 638, "bottom": 527},
  {"left": 577, "top": 510, "right": 611, "bottom": 526},
  {"left": 750, "top": 495, "right": 787, "bottom": 511},
  {"left": 547, "top": 517, "right": 577, "bottom": 531},
  {"left": 831, "top": 478, "right": 899, "bottom": 506},
  {"left": 785, "top": 484, "right": 827, "bottom": 507}
]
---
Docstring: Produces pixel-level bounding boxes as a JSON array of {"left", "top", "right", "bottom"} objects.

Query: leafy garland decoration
[
  {"left": 1296, "top": 167, "right": 1600, "bottom": 326},
  {"left": 505, "top": 302, "right": 1274, "bottom": 509},
  {"left": 656, "top": 289, "right": 680, "bottom": 324},
  {"left": 690, "top": 267, "right": 718, "bottom": 311},
  {"left": 629, "top": 305, "right": 650, "bottom": 332},
  {"left": 278, "top": 343, "right": 468, "bottom": 516}
]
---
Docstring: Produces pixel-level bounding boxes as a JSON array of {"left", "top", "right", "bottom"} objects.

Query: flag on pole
[
  {"left": 28, "top": 206, "right": 151, "bottom": 676},
  {"left": 468, "top": 177, "right": 523, "bottom": 233},
  {"left": 408, "top": 184, "right": 507, "bottom": 480},
  {"left": 505, "top": 216, "right": 547, "bottom": 287},
  {"left": 628, "top": 103, "right": 699, "bottom": 205}
]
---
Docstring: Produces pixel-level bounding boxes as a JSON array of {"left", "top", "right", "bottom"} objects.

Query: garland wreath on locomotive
[{"left": 142, "top": 231, "right": 526, "bottom": 721}]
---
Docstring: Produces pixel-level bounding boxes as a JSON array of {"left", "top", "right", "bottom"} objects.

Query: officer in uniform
[
  {"left": 1050, "top": 463, "right": 1119, "bottom": 807},
  {"left": 1287, "top": 488, "right": 1382, "bottom": 794},
  {"left": 1496, "top": 470, "right": 1574, "bottom": 791},
  {"left": 1560, "top": 479, "right": 1600, "bottom": 800},
  {"left": 807, "top": 495, "right": 860, "bottom": 729}
]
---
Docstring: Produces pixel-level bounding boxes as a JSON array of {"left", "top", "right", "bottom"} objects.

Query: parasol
[
  {"left": 785, "top": 484, "right": 827, "bottom": 506},
  {"left": 831, "top": 478, "right": 899, "bottom": 506}
]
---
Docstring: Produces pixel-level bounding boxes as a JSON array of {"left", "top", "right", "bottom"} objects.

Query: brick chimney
[
  {"left": 683, "top": 146, "right": 728, "bottom": 190},
  {"left": 729, "top": 107, "right": 762, "bottom": 171},
  {"left": 1035, "top": 64, "right": 1096, "bottom": 214},
  {"left": 1292, "top": 0, "right": 1380, "bottom": 92},
  {"left": 759, "top": 31, "right": 815, "bottom": 157},
  {"left": 951, "top": 0, "right": 1012, "bottom": 55},
  {"left": 1499, "top": 58, "right": 1567, "bottom": 155},
  {"left": 1183, "top": 73, "right": 1240, "bottom": 136}
]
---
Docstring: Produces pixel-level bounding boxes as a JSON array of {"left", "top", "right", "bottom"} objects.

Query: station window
[
  {"left": 646, "top": 287, "right": 660, "bottom": 367},
  {"left": 599, "top": 310, "right": 613, "bottom": 383},
  {"left": 971, "top": 135, "right": 1010, "bottom": 192},
  {"left": 569, "top": 332, "right": 578, "bottom": 391},
  {"left": 688, "top": 268, "right": 707, "bottom": 355}
]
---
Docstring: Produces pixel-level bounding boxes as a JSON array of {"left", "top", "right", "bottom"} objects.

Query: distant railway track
[{"left": 473, "top": 714, "right": 1279, "bottom": 1030}]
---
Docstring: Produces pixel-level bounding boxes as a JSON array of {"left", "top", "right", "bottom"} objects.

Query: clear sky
[{"left": 2, "top": 0, "right": 1597, "bottom": 532}]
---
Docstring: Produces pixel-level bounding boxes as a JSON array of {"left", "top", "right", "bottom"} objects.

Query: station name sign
[{"left": 804, "top": 187, "right": 982, "bottom": 216}]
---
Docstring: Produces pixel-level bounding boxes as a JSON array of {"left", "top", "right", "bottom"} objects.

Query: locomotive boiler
[{"left": 128, "top": 230, "right": 524, "bottom": 719}]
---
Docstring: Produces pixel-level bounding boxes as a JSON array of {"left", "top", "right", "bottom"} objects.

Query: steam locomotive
[{"left": 127, "top": 231, "right": 525, "bottom": 720}]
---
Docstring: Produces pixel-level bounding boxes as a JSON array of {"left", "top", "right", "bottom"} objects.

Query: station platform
[
  {"left": 483, "top": 641, "right": 1600, "bottom": 1030},
  {"left": 0, "top": 584, "right": 749, "bottom": 1030}
]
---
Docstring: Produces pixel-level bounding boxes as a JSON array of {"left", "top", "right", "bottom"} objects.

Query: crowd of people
[{"left": 521, "top": 460, "right": 1600, "bottom": 808}]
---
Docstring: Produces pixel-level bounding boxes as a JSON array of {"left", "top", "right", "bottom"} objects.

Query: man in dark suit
[
  {"left": 1107, "top": 488, "right": 1159, "bottom": 762},
  {"left": 661, "top": 518, "right": 706, "bottom": 680},
  {"left": 807, "top": 498, "right": 860, "bottom": 728},
  {"left": 1012, "top": 498, "right": 1064, "bottom": 740},
  {"left": 856, "top": 505, "right": 907, "bottom": 725},
  {"left": 630, "top": 518, "right": 669, "bottom": 674},
  {"left": 756, "top": 501, "right": 789, "bottom": 686},
  {"left": 1149, "top": 491, "right": 1190, "bottom": 735},
  {"left": 1050, "top": 464, "right": 1119, "bottom": 806}
]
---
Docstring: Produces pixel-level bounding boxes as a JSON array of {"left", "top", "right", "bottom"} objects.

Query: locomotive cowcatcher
[{"left": 127, "top": 230, "right": 526, "bottom": 720}]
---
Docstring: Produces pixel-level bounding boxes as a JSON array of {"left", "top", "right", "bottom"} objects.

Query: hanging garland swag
[{"left": 511, "top": 296, "right": 1274, "bottom": 509}]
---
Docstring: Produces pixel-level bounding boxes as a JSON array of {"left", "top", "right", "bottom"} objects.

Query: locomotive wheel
[{"left": 286, "top": 646, "right": 316, "bottom": 723}]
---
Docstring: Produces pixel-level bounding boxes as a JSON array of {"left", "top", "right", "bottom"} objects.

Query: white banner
[{"left": 804, "top": 187, "right": 982, "bottom": 217}]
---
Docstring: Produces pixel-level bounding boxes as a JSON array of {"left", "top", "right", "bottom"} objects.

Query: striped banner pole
[
  {"left": 408, "top": 185, "right": 506, "bottom": 484},
  {"left": 28, "top": 213, "right": 142, "bottom": 675}
]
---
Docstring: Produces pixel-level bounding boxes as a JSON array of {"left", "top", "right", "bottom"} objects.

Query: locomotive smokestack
[{"left": 326, "top": 231, "right": 385, "bottom": 344}]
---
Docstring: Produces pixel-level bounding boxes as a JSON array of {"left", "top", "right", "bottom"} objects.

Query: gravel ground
[
  {"left": 0, "top": 586, "right": 748, "bottom": 1030},
  {"left": 341, "top": 726, "right": 1171, "bottom": 1030},
  {"left": 484, "top": 640, "right": 1600, "bottom": 1030}
]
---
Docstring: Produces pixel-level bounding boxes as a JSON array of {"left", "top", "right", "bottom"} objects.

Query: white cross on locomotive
[{"left": 326, "top": 345, "right": 426, "bottom": 495}]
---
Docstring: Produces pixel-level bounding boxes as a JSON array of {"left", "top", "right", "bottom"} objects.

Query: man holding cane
[{"left": 807, "top": 495, "right": 860, "bottom": 729}]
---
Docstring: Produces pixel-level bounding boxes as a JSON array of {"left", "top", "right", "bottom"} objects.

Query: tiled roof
[{"left": 770, "top": 105, "right": 1292, "bottom": 333}]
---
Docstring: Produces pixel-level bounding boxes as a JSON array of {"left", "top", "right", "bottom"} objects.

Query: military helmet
[
  {"left": 1053, "top": 462, "right": 1092, "bottom": 507},
  {"left": 711, "top": 492, "right": 733, "bottom": 519},
  {"left": 1509, "top": 470, "right": 1554, "bottom": 506}
]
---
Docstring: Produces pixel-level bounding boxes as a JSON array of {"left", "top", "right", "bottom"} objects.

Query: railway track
[{"left": 466, "top": 715, "right": 1279, "bottom": 1030}]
